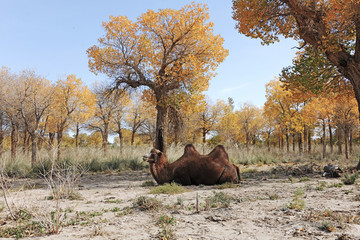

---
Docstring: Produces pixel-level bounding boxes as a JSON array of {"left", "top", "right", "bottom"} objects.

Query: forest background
[{"left": 0, "top": 1, "right": 360, "bottom": 176}]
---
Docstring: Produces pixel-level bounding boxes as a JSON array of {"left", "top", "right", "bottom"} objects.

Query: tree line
[
  {"left": 2, "top": 1, "right": 360, "bottom": 166},
  {"left": 0, "top": 65, "right": 358, "bottom": 166}
]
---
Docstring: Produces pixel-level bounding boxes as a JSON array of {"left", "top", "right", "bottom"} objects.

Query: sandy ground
[{"left": 1, "top": 165, "right": 360, "bottom": 240}]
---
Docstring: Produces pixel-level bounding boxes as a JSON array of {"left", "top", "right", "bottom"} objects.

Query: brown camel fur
[{"left": 143, "top": 144, "right": 241, "bottom": 185}]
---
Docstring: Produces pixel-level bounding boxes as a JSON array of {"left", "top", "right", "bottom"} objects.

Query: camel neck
[{"left": 149, "top": 160, "right": 171, "bottom": 184}]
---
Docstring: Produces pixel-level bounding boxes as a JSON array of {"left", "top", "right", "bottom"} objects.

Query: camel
[{"left": 142, "top": 144, "right": 241, "bottom": 185}]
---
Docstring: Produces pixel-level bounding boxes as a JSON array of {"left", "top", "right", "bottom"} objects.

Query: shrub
[
  {"left": 157, "top": 214, "right": 176, "bottom": 240},
  {"left": 205, "top": 191, "right": 232, "bottom": 209},
  {"left": 142, "top": 181, "right": 156, "bottom": 187},
  {"left": 133, "top": 196, "right": 162, "bottom": 211},
  {"left": 287, "top": 188, "right": 306, "bottom": 210},
  {"left": 149, "top": 182, "right": 188, "bottom": 195},
  {"left": 342, "top": 173, "right": 358, "bottom": 185}
]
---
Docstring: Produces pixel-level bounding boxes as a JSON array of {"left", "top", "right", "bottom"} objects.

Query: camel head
[{"left": 143, "top": 148, "right": 163, "bottom": 163}]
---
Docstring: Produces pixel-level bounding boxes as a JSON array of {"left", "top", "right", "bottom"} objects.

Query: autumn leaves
[{"left": 87, "top": 2, "right": 228, "bottom": 152}]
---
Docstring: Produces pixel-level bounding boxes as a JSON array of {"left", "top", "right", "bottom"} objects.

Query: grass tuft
[
  {"left": 133, "top": 196, "right": 162, "bottom": 211},
  {"left": 149, "top": 182, "right": 188, "bottom": 195},
  {"left": 342, "top": 173, "right": 358, "bottom": 185},
  {"left": 287, "top": 188, "right": 305, "bottom": 210}
]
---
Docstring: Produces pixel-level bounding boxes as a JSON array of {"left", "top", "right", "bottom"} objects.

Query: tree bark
[
  {"left": 349, "top": 127, "right": 353, "bottom": 154},
  {"left": 322, "top": 122, "right": 326, "bottom": 159},
  {"left": 267, "top": 132, "right": 271, "bottom": 152},
  {"left": 308, "top": 129, "right": 311, "bottom": 153},
  {"left": 102, "top": 125, "right": 109, "bottom": 155},
  {"left": 155, "top": 104, "right": 168, "bottom": 153},
  {"left": 298, "top": 132, "right": 303, "bottom": 155},
  {"left": 286, "top": 133, "right": 289, "bottom": 152},
  {"left": 48, "top": 133, "right": 55, "bottom": 151},
  {"left": 57, "top": 131, "right": 63, "bottom": 159},
  {"left": 337, "top": 128, "right": 343, "bottom": 154},
  {"left": 10, "top": 122, "right": 18, "bottom": 160},
  {"left": 23, "top": 131, "right": 30, "bottom": 156},
  {"left": 344, "top": 126, "right": 350, "bottom": 159},
  {"left": 30, "top": 133, "right": 37, "bottom": 168},
  {"left": 303, "top": 126, "right": 307, "bottom": 153},
  {"left": 118, "top": 130, "right": 123, "bottom": 155},
  {"left": 75, "top": 123, "right": 80, "bottom": 151},
  {"left": 329, "top": 124, "right": 333, "bottom": 154},
  {"left": 131, "top": 130, "right": 136, "bottom": 146},
  {"left": 292, "top": 133, "right": 296, "bottom": 152}
]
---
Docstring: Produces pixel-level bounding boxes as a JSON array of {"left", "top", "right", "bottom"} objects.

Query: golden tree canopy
[{"left": 87, "top": 2, "right": 228, "bottom": 103}]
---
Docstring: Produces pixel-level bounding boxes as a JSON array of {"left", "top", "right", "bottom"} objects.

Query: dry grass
[{"left": 0, "top": 144, "right": 359, "bottom": 178}]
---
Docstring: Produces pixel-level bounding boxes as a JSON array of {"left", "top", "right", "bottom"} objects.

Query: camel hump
[
  {"left": 184, "top": 144, "right": 200, "bottom": 156},
  {"left": 214, "top": 145, "right": 226, "bottom": 152},
  {"left": 209, "top": 145, "right": 229, "bottom": 159}
]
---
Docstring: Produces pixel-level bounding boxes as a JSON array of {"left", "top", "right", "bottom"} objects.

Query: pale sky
[{"left": 0, "top": 0, "right": 298, "bottom": 108}]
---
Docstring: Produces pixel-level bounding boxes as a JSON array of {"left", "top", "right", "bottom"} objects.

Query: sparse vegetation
[
  {"left": 149, "top": 182, "right": 188, "bottom": 195},
  {"left": 268, "top": 194, "right": 280, "bottom": 200},
  {"left": 133, "top": 196, "right": 162, "bottom": 211},
  {"left": 287, "top": 188, "right": 305, "bottom": 210},
  {"left": 342, "top": 173, "right": 358, "bottom": 185},
  {"left": 142, "top": 180, "right": 156, "bottom": 187},
  {"left": 316, "top": 181, "right": 327, "bottom": 191},
  {"left": 321, "top": 221, "right": 336, "bottom": 232},
  {"left": 157, "top": 214, "right": 176, "bottom": 240},
  {"left": 205, "top": 191, "right": 233, "bottom": 210},
  {"left": 299, "top": 176, "right": 310, "bottom": 182}
]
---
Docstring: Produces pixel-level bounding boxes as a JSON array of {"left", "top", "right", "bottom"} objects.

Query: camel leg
[
  {"left": 217, "top": 166, "right": 239, "bottom": 184},
  {"left": 233, "top": 164, "right": 242, "bottom": 182}
]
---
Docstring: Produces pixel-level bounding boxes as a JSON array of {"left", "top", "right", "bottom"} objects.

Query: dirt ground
[{"left": 1, "top": 164, "right": 360, "bottom": 240}]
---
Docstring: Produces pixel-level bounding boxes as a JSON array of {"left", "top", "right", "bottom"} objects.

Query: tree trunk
[
  {"left": 102, "top": 125, "right": 109, "bottom": 155},
  {"left": 344, "top": 126, "right": 350, "bottom": 159},
  {"left": 131, "top": 130, "right": 136, "bottom": 146},
  {"left": 292, "top": 133, "right": 296, "bottom": 152},
  {"left": 322, "top": 123, "right": 326, "bottom": 159},
  {"left": 155, "top": 104, "right": 168, "bottom": 153},
  {"left": 280, "top": 134, "right": 284, "bottom": 151},
  {"left": 75, "top": 123, "right": 80, "bottom": 151},
  {"left": 267, "top": 131, "right": 270, "bottom": 152},
  {"left": 57, "top": 131, "right": 63, "bottom": 159},
  {"left": 30, "top": 133, "right": 37, "bottom": 168},
  {"left": 286, "top": 133, "right": 289, "bottom": 152},
  {"left": 298, "top": 132, "right": 303, "bottom": 155},
  {"left": 308, "top": 129, "right": 311, "bottom": 153},
  {"left": 303, "top": 126, "right": 307, "bottom": 153},
  {"left": 118, "top": 130, "right": 123, "bottom": 155},
  {"left": 10, "top": 122, "right": 18, "bottom": 160},
  {"left": 48, "top": 133, "right": 55, "bottom": 150},
  {"left": 325, "top": 53, "right": 360, "bottom": 119},
  {"left": 23, "top": 130, "right": 28, "bottom": 154},
  {"left": 329, "top": 124, "right": 333, "bottom": 154},
  {"left": 337, "top": 128, "right": 343, "bottom": 154},
  {"left": 349, "top": 127, "right": 353, "bottom": 154}
]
